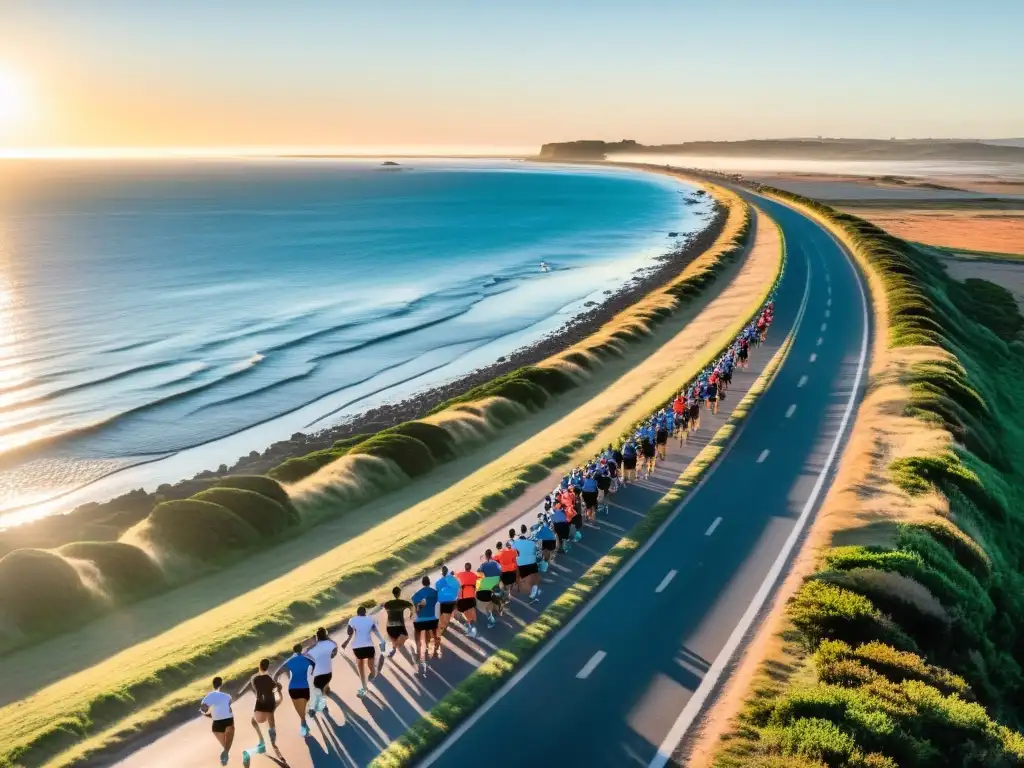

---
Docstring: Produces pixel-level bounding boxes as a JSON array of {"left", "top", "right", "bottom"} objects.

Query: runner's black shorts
[
  {"left": 212, "top": 717, "right": 234, "bottom": 733},
  {"left": 623, "top": 456, "right": 637, "bottom": 470},
  {"left": 289, "top": 687, "right": 311, "bottom": 700},
  {"left": 414, "top": 619, "right": 439, "bottom": 632},
  {"left": 709, "top": 394, "right": 718, "bottom": 403},
  {"left": 518, "top": 562, "right": 539, "bottom": 578},
  {"left": 456, "top": 596, "right": 476, "bottom": 612},
  {"left": 386, "top": 625, "right": 408, "bottom": 639},
  {"left": 541, "top": 539, "right": 557, "bottom": 551},
  {"left": 439, "top": 600, "right": 456, "bottom": 615},
  {"left": 254, "top": 699, "right": 276, "bottom": 714},
  {"left": 500, "top": 571, "right": 517, "bottom": 586},
  {"left": 656, "top": 429, "right": 668, "bottom": 444},
  {"left": 353, "top": 647, "right": 375, "bottom": 661},
  {"left": 572, "top": 513, "right": 584, "bottom": 530},
  {"left": 582, "top": 490, "right": 598, "bottom": 508},
  {"left": 476, "top": 589, "right": 493, "bottom": 603},
  {"left": 554, "top": 521, "right": 571, "bottom": 539},
  {"left": 597, "top": 476, "right": 611, "bottom": 492},
  {"left": 313, "top": 673, "right": 332, "bottom": 691},
  {"left": 689, "top": 405, "right": 700, "bottom": 420},
  {"left": 642, "top": 445, "right": 656, "bottom": 458}
]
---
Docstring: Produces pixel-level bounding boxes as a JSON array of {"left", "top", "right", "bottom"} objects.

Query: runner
[
  {"left": 513, "top": 530, "right": 541, "bottom": 603},
  {"left": 596, "top": 463, "right": 612, "bottom": 513},
  {"left": 672, "top": 394, "right": 686, "bottom": 441},
  {"left": 707, "top": 374, "right": 720, "bottom": 416},
  {"left": 495, "top": 540, "right": 519, "bottom": 596},
  {"left": 551, "top": 500, "right": 572, "bottom": 552},
  {"left": 199, "top": 676, "right": 235, "bottom": 766},
  {"left": 272, "top": 644, "right": 314, "bottom": 736},
  {"left": 640, "top": 425, "right": 657, "bottom": 478},
  {"left": 535, "top": 517, "right": 558, "bottom": 566},
  {"left": 655, "top": 414, "right": 670, "bottom": 461},
  {"left": 621, "top": 438, "right": 637, "bottom": 484},
  {"left": 476, "top": 549, "right": 503, "bottom": 628},
  {"left": 305, "top": 627, "right": 338, "bottom": 716},
  {"left": 434, "top": 565, "right": 460, "bottom": 657},
  {"left": 455, "top": 563, "right": 480, "bottom": 637},
  {"left": 581, "top": 470, "right": 599, "bottom": 524},
  {"left": 382, "top": 586, "right": 414, "bottom": 665},
  {"left": 345, "top": 605, "right": 386, "bottom": 698},
  {"left": 678, "top": 394, "right": 691, "bottom": 443},
  {"left": 243, "top": 659, "right": 281, "bottom": 767},
  {"left": 689, "top": 391, "right": 702, "bottom": 432},
  {"left": 411, "top": 575, "right": 438, "bottom": 676}
]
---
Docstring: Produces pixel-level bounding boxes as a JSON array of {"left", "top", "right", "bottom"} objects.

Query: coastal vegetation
[
  {"left": 712, "top": 190, "right": 1024, "bottom": 767},
  {"left": 0, "top": 180, "right": 786, "bottom": 768}
]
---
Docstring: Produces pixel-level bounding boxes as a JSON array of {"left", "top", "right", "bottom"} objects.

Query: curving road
[
  {"left": 418, "top": 190, "right": 870, "bottom": 767},
  {"left": 111, "top": 192, "right": 869, "bottom": 768}
]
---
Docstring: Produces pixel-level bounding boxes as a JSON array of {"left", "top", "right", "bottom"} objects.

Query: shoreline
[{"left": 0, "top": 172, "right": 725, "bottom": 549}]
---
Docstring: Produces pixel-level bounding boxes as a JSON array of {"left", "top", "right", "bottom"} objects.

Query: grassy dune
[
  {"left": 0, "top": 183, "right": 784, "bottom": 768},
  {"left": 712, "top": 191, "right": 1024, "bottom": 767}
]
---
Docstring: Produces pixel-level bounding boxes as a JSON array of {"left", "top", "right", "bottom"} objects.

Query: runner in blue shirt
[
  {"left": 411, "top": 575, "right": 439, "bottom": 675},
  {"left": 434, "top": 566, "right": 460, "bottom": 658},
  {"left": 535, "top": 519, "right": 558, "bottom": 567},
  {"left": 272, "top": 644, "right": 315, "bottom": 737},
  {"left": 581, "top": 473, "right": 599, "bottom": 522}
]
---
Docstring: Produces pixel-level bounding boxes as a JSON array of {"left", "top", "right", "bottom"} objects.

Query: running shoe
[
  {"left": 256, "top": 743, "right": 266, "bottom": 754},
  {"left": 487, "top": 614, "right": 496, "bottom": 628},
  {"left": 357, "top": 687, "right": 367, "bottom": 698},
  {"left": 387, "top": 648, "right": 396, "bottom": 659},
  {"left": 242, "top": 751, "right": 251, "bottom": 768},
  {"left": 221, "top": 751, "right": 230, "bottom": 766},
  {"left": 468, "top": 625, "right": 478, "bottom": 638},
  {"left": 420, "top": 662, "right": 428, "bottom": 677},
  {"left": 300, "top": 724, "right": 310, "bottom": 737}
]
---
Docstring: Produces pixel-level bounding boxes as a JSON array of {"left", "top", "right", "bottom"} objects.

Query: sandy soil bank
[{"left": 841, "top": 208, "right": 1024, "bottom": 256}]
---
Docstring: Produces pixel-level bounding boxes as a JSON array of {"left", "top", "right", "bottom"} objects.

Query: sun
[{"left": 0, "top": 67, "right": 29, "bottom": 126}]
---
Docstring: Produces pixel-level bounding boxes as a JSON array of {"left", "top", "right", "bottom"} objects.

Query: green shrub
[
  {"left": 191, "top": 488, "right": 290, "bottom": 538},
  {"left": 381, "top": 421, "right": 456, "bottom": 460},
  {"left": 0, "top": 549, "right": 98, "bottom": 634},
  {"left": 268, "top": 455, "right": 327, "bottom": 483},
  {"left": 57, "top": 541, "right": 165, "bottom": 600},
  {"left": 789, "top": 581, "right": 913, "bottom": 651},
  {"left": 216, "top": 475, "right": 299, "bottom": 524},
  {"left": 349, "top": 432, "right": 435, "bottom": 477},
  {"left": 761, "top": 717, "right": 857, "bottom": 763},
  {"left": 145, "top": 500, "right": 258, "bottom": 561}
]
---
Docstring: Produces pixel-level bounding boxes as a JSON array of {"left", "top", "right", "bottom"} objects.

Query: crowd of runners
[{"left": 198, "top": 300, "right": 775, "bottom": 767}]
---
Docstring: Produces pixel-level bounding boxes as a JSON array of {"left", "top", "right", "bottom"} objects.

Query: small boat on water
[{"left": 540, "top": 261, "right": 550, "bottom": 272}]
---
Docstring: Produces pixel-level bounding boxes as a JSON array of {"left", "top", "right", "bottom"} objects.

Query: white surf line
[
  {"left": 810, "top": 352, "right": 817, "bottom": 362},
  {"left": 797, "top": 374, "right": 808, "bottom": 388},
  {"left": 655, "top": 570, "right": 678, "bottom": 593},
  {"left": 705, "top": 517, "right": 722, "bottom": 536},
  {"left": 756, "top": 449, "right": 770, "bottom": 463},
  {"left": 785, "top": 404, "right": 796, "bottom": 418},
  {"left": 647, "top": 195, "right": 871, "bottom": 768},
  {"left": 576, "top": 651, "right": 607, "bottom": 680},
  {"left": 416, "top": 215, "right": 814, "bottom": 768}
]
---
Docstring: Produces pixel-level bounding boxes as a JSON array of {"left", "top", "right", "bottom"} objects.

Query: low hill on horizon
[{"left": 538, "top": 138, "right": 1024, "bottom": 162}]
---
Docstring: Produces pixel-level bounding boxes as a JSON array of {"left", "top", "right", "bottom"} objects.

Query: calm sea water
[{"left": 0, "top": 159, "right": 710, "bottom": 523}]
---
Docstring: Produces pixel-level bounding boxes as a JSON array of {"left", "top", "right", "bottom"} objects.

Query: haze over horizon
[{"left": 1, "top": 0, "right": 1022, "bottom": 157}]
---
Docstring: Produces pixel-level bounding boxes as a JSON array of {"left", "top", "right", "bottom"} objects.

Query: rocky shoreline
[{"left": 0, "top": 190, "right": 725, "bottom": 554}]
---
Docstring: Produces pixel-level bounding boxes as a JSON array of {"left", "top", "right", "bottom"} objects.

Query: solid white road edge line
[
  {"left": 576, "top": 651, "right": 607, "bottom": 679},
  {"left": 416, "top": 208, "right": 813, "bottom": 768},
  {"left": 646, "top": 198, "right": 871, "bottom": 768},
  {"left": 756, "top": 449, "right": 770, "bottom": 463},
  {"left": 656, "top": 570, "right": 678, "bottom": 593},
  {"left": 705, "top": 517, "right": 723, "bottom": 536}
]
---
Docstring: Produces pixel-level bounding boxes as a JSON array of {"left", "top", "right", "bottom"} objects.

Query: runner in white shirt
[
  {"left": 304, "top": 627, "right": 338, "bottom": 716},
  {"left": 344, "top": 605, "right": 386, "bottom": 698},
  {"left": 199, "top": 676, "right": 235, "bottom": 766}
]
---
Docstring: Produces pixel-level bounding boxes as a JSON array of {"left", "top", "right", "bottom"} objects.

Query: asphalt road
[
  {"left": 111, "top": 194, "right": 868, "bottom": 768},
  {"left": 419, "top": 191, "right": 869, "bottom": 767}
]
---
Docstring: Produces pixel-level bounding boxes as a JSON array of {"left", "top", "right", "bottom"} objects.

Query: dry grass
[
  {"left": 0, "top": 184, "right": 785, "bottom": 768},
  {"left": 842, "top": 208, "right": 1024, "bottom": 257}
]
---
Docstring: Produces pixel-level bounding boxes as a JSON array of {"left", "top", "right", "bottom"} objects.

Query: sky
[{"left": 1, "top": 0, "right": 1022, "bottom": 156}]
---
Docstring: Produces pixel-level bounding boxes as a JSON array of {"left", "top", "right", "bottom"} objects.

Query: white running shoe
[
  {"left": 487, "top": 614, "right": 496, "bottom": 627},
  {"left": 468, "top": 625, "right": 478, "bottom": 638},
  {"left": 420, "top": 662, "right": 428, "bottom": 677},
  {"left": 357, "top": 687, "right": 367, "bottom": 698},
  {"left": 299, "top": 724, "right": 310, "bottom": 737}
]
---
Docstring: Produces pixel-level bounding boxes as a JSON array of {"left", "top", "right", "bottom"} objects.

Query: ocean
[{"left": 0, "top": 158, "right": 711, "bottom": 525}]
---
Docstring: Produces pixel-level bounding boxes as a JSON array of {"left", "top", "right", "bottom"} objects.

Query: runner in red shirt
[{"left": 454, "top": 563, "right": 479, "bottom": 638}]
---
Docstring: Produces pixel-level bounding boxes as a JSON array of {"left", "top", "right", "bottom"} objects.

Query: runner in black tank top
[{"left": 247, "top": 659, "right": 281, "bottom": 760}]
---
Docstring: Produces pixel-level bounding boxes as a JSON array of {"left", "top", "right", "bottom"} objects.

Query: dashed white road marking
[
  {"left": 655, "top": 570, "right": 677, "bottom": 593},
  {"left": 798, "top": 374, "right": 808, "bottom": 387},
  {"left": 757, "top": 449, "right": 770, "bottom": 463},
  {"left": 785, "top": 404, "right": 796, "bottom": 418},
  {"left": 827, "top": 285, "right": 832, "bottom": 296},
  {"left": 817, "top": 337, "right": 823, "bottom": 346},
  {"left": 705, "top": 517, "right": 722, "bottom": 536},
  {"left": 825, "top": 310, "right": 830, "bottom": 318},
  {"left": 810, "top": 353, "right": 817, "bottom": 362},
  {"left": 827, "top": 298, "right": 832, "bottom": 307},
  {"left": 576, "top": 651, "right": 607, "bottom": 679},
  {"left": 821, "top": 322, "right": 827, "bottom": 332}
]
